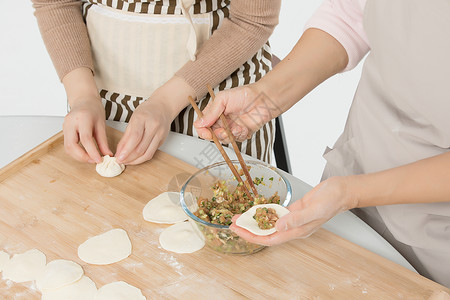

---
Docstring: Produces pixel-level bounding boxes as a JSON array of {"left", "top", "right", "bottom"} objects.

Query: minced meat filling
[
  {"left": 194, "top": 180, "right": 280, "bottom": 226},
  {"left": 253, "top": 207, "right": 279, "bottom": 230}
]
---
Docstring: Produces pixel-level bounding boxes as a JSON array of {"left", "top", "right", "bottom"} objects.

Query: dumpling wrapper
[
  {"left": 159, "top": 222, "right": 205, "bottom": 254},
  {"left": 0, "top": 250, "right": 9, "bottom": 272},
  {"left": 235, "top": 204, "right": 290, "bottom": 236},
  {"left": 143, "top": 192, "right": 188, "bottom": 224},
  {"left": 36, "top": 259, "right": 84, "bottom": 291},
  {"left": 2, "top": 249, "right": 46, "bottom": 283},
  {"left": 41, "top": 276, "right": 97, "bottom": 300},
  {"left": 96, "top": 155, "right": 125, "bottom": 177},
  {"left": 78, "top": 228, "right": 132, "bottom": 265},
  {"left": 96, "top": 281, "right": 145, "bottom": 300}
]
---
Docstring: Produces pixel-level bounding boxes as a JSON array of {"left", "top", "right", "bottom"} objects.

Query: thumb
[
  {"left": 194, "top": 90, "right": 237, "bottom": 128},
  {"left": 94, "top": 124, "right": 113, "bottom": 157},
  {"left": 276, "top": 210, "right": 309, "bottom": 232}
]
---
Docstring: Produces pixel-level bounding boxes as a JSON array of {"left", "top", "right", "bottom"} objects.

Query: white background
[{"left": 0, "top": 1, "right": 363, "bottom": 186}]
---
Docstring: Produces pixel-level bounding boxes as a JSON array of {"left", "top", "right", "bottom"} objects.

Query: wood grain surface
[{"left": 0, "top": 127, "right": 448, "bottom": 299}]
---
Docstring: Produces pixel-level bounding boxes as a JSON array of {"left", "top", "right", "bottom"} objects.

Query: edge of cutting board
[{"left": 0, "top": 131, "right": 64, "bottom": 183}]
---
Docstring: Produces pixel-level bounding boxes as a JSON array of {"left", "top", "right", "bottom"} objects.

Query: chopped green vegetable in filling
[
  {"left": 253, "top": 207, "right": 279, "bottom": 230},
  {"left": 194, "top": 179, "right": 280, "bottom": 226},
  {"left": 253, "top": 177, "right": 264, "bottom": 185}
]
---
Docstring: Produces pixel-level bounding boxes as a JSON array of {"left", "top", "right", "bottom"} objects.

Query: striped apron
[{"left": 82, "top": 0, "right": 275, "bottom": 163}]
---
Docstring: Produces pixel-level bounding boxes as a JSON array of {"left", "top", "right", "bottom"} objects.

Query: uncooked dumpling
[
  {"left": 159, "top": 222, "right": 205, "bottom": 253},
  {"left": 96, "top": 281, "right": 146, "bottom": 300},
  {"left": 96, "top": 155, "right": 125, "bottom": 177},
  {"left": 2, "top": 249, "right": 46, "bottom": 283},
  {"left": 235, "top": 204, "right": 290, "bottom": 236},
  {"left": 41, "top": 276, "right": 97, "bottom": 300},
  {"left": 0, "top": 251, "right": 9, "bottom": 272},
  {"left": 36, "top": 259, "right": 84, "bottom": 291},
  {"left": 143, "top": 192, "right": 188, "bottom": 224},
  {"left": 78, "top": 228, "right": 132, "bottom": 265}
]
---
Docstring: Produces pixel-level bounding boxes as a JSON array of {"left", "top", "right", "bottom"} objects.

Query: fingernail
[
  {"left": 88, "top": 159, "right": 95, "bottom": 164},
  {"left": 276, "top": 220, "right": 288, "bottom": 232},
  {"left": 195, "top": 118, "right": 204, "bottom": 127},
  {"left": 232, "top": 128, "right": 240, "bottom": 136}
]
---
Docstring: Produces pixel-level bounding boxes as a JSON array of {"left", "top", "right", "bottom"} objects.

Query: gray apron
[{"left": 322, "top": 0, "right": 450, "bottom": 287}]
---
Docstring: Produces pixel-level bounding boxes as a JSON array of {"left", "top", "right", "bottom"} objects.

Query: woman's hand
[
  {"left": 230, "top": 176, "right": 357, "bottom": 246},
  {"left": 62, "top": 68, "right": 113, "bottom": 164},
  {"left": 194, "top": 83, "right": 281, "bottom": 144},
  {"left": 232, "top": 150, "right": 450, "bottom": 246}
]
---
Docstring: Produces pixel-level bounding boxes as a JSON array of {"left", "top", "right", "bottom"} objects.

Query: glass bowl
[{"left": 180, "top": 160, "right": 292, "bottom": 255}]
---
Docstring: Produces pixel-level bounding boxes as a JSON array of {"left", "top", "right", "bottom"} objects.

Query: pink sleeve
[{"left": 305, "top": 0, "right": 369, "bottom": 71}]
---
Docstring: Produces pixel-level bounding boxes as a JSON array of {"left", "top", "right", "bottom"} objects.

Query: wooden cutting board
[{"left": 0, "top": 127, "right": 448, "bottom": 299}]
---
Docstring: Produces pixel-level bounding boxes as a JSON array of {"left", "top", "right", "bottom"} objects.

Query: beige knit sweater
[{"left": 31, "top": 0, "right": 281, "bottom": 99}]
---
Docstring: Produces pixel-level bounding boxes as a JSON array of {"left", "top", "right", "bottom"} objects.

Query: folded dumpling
[{"left": 96, "top": 155, "right": 125, "bottom": 177}]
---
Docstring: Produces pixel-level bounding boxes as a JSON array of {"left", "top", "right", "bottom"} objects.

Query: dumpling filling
[{"left": 253, "top": 207, "right": 279, "bottom": 230}]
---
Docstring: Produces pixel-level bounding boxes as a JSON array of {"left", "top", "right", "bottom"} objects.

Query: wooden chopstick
[
  {"left": 188, "top": 96, "right": 254, "bottom": 199},
  {"left": 206, "top": 85, "right": 259, "bottom": 197}
]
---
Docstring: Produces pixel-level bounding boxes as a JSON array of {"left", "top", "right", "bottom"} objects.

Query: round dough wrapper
[
  {"left": 42, "top": 276, "right": 97, "bottom": 300},
  {"left": 36, "top": 259, "right": 84, "bottom": 291},
  {"left": 96, "top": 155, "right": 125, "bottom": 177},
  {"left": 96, "top": 281, "right": 145, "bottom": 300},
  {"left": 78, "top": 228, "right": 132, "bottom": 265},
  {"left": 235, "top": 204, "right": 290, "bottom": 236},
  {"left": 0, "top": 250, "right": 10, "bottom": 272},
  {"left": 143, "top": 192, "right": 187, "bottom": 224},
  {"left": 2, "top": 249, "right": 46, "bottom": 283},
  {"left": 159, "top": 222, "right": 205, "bottom": 253}
]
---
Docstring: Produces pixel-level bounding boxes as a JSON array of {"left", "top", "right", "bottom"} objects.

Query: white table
[{"left": 0, "top": 115, "right": 415, "bottom": 272}]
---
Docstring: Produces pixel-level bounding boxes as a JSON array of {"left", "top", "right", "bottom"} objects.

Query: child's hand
[
  {"left": 61, "top": 67, "right": 113, "bottom": 164},
  {"left": 63, "top": 97, "right": 113, "bottom": 164},
  {"left": 115, "top": 99, "right": 172, "bottom": 165},
  {"left": 193, "top": 84, "right": 281, "bottom": 144},
  {"left": 115, "top": 75, "right": 196, "bottom": 165}
]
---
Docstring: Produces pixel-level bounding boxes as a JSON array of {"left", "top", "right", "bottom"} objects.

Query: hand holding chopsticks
[
  {"left": 188, "top": 90, "right": 258, "bottom": 198},
  {"left": 206, "top": 85, "right": 259, "bottom": 196}
]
